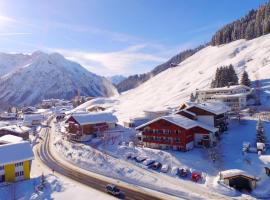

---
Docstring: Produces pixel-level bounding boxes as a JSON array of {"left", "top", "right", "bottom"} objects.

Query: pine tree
[
  {"left": 240, "top": 71, "right": 251, "bottom": 86},
  {"left": 211, "top": 65, "right": 239, "bottom": 88}
]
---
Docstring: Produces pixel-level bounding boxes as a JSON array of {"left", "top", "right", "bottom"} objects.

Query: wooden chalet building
[
  {"left": 65, "top": 112, "right": 118, "bottom": 142},
  {"left": 136, "top": 115, "right": 218, "bottom": 151},
  {"left": 177, "top": 102, "right": 229, "bottom": 132}
]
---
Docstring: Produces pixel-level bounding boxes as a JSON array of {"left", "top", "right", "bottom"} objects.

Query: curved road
[{"left": 37, "top": 121, "right": 165, "bottom": 200}]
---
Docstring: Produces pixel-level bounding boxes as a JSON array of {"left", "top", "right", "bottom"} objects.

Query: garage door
[{"left": 229, "top": 177, "right": 251, "bottom": 191}]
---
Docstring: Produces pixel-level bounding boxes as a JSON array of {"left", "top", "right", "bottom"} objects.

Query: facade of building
[
  {"left": 65, "top": 112, "right": 118, "bottom": 142},
  {"left": 177, "top": 102, "right": 229, "bottom": 132},
  {"left": 23, "top": 114, "right": 44, "bottom": 126},
  {"left": 196, "top": 85, "right": 252, "bottom": 111},
  {"left": 0, "top": 141, "right": 34, "bottom": 182},
  {"left": 136, "top": 115, "right": 218, "bottom": 151}
]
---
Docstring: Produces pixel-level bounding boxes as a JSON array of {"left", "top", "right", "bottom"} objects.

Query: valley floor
[{"left": 54, "top": 113, "right": 270, "bottom": 199}]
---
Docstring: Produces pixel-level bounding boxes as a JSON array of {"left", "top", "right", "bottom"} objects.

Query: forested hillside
[{"left": 212, "top": 1, "right": 270, "bottom": 45}]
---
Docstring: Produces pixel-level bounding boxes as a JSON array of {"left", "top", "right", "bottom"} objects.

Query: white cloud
[
  {"left": 51, "top": 45, "right": 169, "bottom": 76},
  {"left": 0, "top": 15, "right": 17, "bottom": 23}
]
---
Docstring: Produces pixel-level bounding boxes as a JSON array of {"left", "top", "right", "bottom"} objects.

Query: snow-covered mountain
[
  {"left": 0, "top": 51, "right": 118, "bottom": 108},
  {"left": 107, "top": 75, "right": 126, "bottom": 85},
  {"left": 78, "top": 34, "right": 270, "bottom": 122}
]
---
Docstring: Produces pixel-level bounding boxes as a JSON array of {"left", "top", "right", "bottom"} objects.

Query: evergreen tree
[
  {"left": 240, "top": 71, "right": 251, "bottom": 86},
  {"left": 211, "top": 65, "right": 239, "bottom": 88}
]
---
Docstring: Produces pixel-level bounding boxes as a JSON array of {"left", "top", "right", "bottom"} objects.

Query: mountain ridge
[{"left": 0, "top": 51, "right": 118, "bottom": 108}]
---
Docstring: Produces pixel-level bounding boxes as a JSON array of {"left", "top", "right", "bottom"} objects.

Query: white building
[
  {"left": 23, "top": 114, "right": 44, "bottom": 126},
  {"left": 196, "top": 85, "right": 252, "bottom": 111}
]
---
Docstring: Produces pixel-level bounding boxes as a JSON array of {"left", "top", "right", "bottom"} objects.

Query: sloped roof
[
  {"left": 0, "top": 141, "right": 34, "bottom": 165},
  {"left": 0, "top": 125, "right": 31, "bottom": 134},
  {"left": 220, "top": 169, "right": 257, "bottom": 180},
  {"left": 0, "top": 134, "right": 23, "bottom": 143},
  {"left": 68, "top": 112, "right": 118, "bottom": 125},
  {"left": 198, "top": 85, "right": 251, "bottom": 92},
  {"left": 176, "top": 109, "right": 197, "bottom": 116},
  {"left": 136, "top": 115, "right": 217, "bottom": 132},
  {"left": 186, "top": 102, "right": 229, "bottom": 115}
]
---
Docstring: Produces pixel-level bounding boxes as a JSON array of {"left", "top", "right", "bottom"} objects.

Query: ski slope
[{"left": 78, "top": 34, "right": 270, "bottom": 122}]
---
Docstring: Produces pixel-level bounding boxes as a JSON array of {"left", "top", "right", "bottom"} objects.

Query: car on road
[
  {"left": 106, "top": 184, "right": 121, "bottom": 196},
  {"left": 171, "top": 166, "right": 179, "bottom": 176},
  {"left": 150, "top": 162, "right": 162, "bottom": 170},
  {"left": 126, "top": 153, "right": 136, "bottom": 160},
  {"left": 161, "top": 164, "right": 169, "bottom": 173},
  {"left": 178, "top": 168, "right": 190, "bottom": 177},
  {"left": 191, "top": 172, "right": 202, "bottom": 182}
]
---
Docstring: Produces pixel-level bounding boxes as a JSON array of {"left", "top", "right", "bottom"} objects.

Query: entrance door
[{"left": 229, "top": 177, "right": 251, "bottom": 192}]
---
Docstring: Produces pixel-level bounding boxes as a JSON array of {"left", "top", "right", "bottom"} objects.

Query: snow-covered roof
[
  {"left": 136, "top": 115, "right": 217, "bottom": 132},
  {"left": 212, "top": 93, "right": 249, "bottom": 98},
  {"left": 23, "top": 114, "right": 44, "bottom": 122},
  {"left": 0, "top": 134, "right": 23, "bottom": 143},
  {"left": 186, "top": 102, "right": 229, "bottom": 115},
  {"left": 68, "top": 112, "right": 118, "bottom": 125},
  {"left": 220, "top": 169, "right": 257, "bottom": 180},
  {"left": 0, "top": 141, "right": 34, "bottom": 165},
  {"left": 0, "top": 125, "right": 31, "bottom": 134},
  {"left": 0, "top": 112, "right": 16, "bottom": 118},
  {"left": 198, "top": 85, "right": 251, "bottom": 92},
  {"left": 176, "top": 109, "right": 197, "bottom": 116}
]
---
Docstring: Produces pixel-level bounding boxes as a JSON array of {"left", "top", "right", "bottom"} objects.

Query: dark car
[
  {"left": 106, "top": 184, "right": 121, "bottom": 196},
  {"left": 178, "top": 168, "right": 190, "bottom": 177},
  {"left": 151, "top": 162, "right": 162, "bottom": 170}
]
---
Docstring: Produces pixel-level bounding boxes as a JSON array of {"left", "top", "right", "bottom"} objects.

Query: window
[
  {"left": 15, "top": 162, "right": 23, "bottom": 167},
  {"left": 0, "top": 166, "right": 4, "bottom": 170},
  {"left": 15, "top": 171, "right": 24, "bottom": 177}
]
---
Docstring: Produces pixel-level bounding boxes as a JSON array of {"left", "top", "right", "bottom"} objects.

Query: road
[{"left": 36, "top": 120, "right": 168, "bottom": 200}]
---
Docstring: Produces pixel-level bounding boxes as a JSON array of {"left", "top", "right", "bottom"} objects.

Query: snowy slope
[
  {"left": 0, "top": 51, "right": 118, "bottom": 108},
  {"left": 79, "top": 34, "right": 270, "bottom": 122},
  {"left": 0, "top": 52, "right": 30, "bottom": 76}
]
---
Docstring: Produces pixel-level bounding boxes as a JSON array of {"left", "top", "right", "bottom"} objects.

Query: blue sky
[{"left": 0, "top": 0, "right": 268, "bottom": 76}]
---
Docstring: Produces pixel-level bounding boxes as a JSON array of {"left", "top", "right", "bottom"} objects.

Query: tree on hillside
[
  {"left": 211, "top": 65, "right": 239, "bottom": 88},
  {"left": 211, "top": 2, "right": 270, "bottom": 45},
  {"left": 240, "top": 70, "right": 251, "bottom": 87}
]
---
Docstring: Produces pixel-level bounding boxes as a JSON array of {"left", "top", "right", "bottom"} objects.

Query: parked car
[
  {"left": 143, "top": 159, "right": 155, "bottom": 166},
  {"left": 161, "top": 164, "right": 169, "bottom": 173},
  {"left": 171, "top": 166, "right": 179, "bottom": 176},
  {"left": 106, "top": 184, "right": 121, "bottom": 196},
  {"left": 191, "top": 172, "right": 202, "bottom": 182},
  {"left": 135, "top": 156, "right": 147, "bottom": 163},
  {"left": 178, "top": 168, "right": 190, "bottom": 177},
  {"left": 126, "top": 153, "right": 136, "bottom": 160},
  {"left": 150, "top": 162, "right": 162, "bottom": 170}
]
